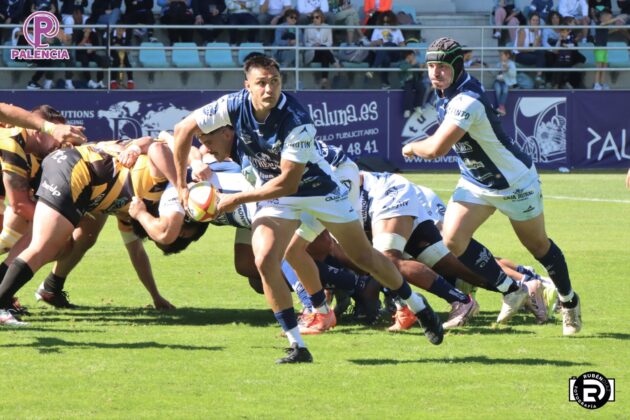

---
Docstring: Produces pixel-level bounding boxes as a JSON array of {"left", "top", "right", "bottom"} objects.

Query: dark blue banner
[{"left": 5, "top": 90, "right": 629, "bottom": 170}]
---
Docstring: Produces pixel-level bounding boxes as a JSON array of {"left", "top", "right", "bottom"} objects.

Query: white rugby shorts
[{"left": 450, "top": 165, "right": 543, "bottom": 221}]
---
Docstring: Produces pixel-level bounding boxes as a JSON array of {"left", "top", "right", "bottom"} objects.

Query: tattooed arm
[{"left": 3, "top": 172, "right": 35, "bottom": 222}]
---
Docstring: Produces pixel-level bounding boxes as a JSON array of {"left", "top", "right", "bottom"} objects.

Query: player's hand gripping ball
[{"left": 186, "top": 181, "right": 219, "bottom": 222}]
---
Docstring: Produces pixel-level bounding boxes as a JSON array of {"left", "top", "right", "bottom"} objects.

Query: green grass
[{"left": 1, "top": 172, "right": 629, "bottom": 419}]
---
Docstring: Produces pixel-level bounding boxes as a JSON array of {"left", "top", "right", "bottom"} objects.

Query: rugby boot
[
  {"left": 442, "top": 296, "right": 480, "bottom": 329},
  {"left": 496, "top": 283, "right": 529, "bottom": 324},
  {"left": 523, "top": 279, "right": 548, "bottom": 324},
  {"left": 416, "top": 298, "right": 444, "bottom": 345},
  {"left": 276, "top": 343, "right": 313, "bottom": 364},
  {"left": 299, "top": 310, "right": 336, "bottom": 335},
  {"left": 387, "top": 306, "right": 417, "bottom": 332},
  {"left": 35, "top": 283, "right": 78, "bottom": 309},
  {"left": 562, "top": 296, "right": 582, "bottom": 336},
  {"left": 0, "top": 309, "right": 27, "bottom": 326}
]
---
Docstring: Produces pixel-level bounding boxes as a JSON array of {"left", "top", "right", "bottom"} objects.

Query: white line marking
[{"left": 431, "top": 189, "right": 630, "bottom": 204}]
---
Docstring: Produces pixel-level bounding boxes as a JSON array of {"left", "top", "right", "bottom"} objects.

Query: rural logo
[
  {"left": 513, "top": 97, "right": 567, "bottom": 164},
  {"left": 97, "top": 101, "right": 191, "bottom": 139},
  {"left": 11, "top": 11, "right": 70, "bottom": 60},
  {"left": 569, "top": 371, "right": 615, "bottom": 409}
]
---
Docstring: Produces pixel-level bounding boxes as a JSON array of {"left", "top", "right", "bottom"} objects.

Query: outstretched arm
[{"left": 0, "top": 102, "right": 86, "bottom": 145}]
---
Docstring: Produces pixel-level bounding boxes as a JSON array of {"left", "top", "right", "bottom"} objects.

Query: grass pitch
[{"left": 1, "top": 172, "right": 629, "bottom": 419}]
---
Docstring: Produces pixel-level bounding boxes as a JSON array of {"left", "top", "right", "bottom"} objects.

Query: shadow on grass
[
  {"left": 0, "top": 336, "right": 224, "bottom": 354},
  {"left": 350, "top": 356, "right": 593, "bottom": 367},
  {"left": 30, "top": 306, "right": 277, "bottom": 327},
  {"left": 567, "top": 332, "right": 630, "bottom": 340}
]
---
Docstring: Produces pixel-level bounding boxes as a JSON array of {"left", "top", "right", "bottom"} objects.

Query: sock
[
  {"left": 0, "top": 258, "right": 34, "bottom": 309},
  {"left": 0, "top": 262, "right": 8, "bottom": 286},
  {"left": 309, "top": 289, "right": 329, "bottom": 314},
  {"left": 428, "top": 276, "right": 470, "bottom": 304},
  {"left": 536, "top": 239, "right": 573, "bottom": 297},
  {"left": 559, "top": 292, "right": 578, "bottom": 309},
  {"left": 393, "top": 281, "right": 426, "bottom": 313},
  {"left": 273, "top": 307, "right": 305, "bottom": 347},
  {"left": 281, "top": 260, "right": 312, "bottom": 311},
  {"left": 43, "top": 272, "right": 67, "bottom": 293},
  {"left": 459, "top": 239, "right": 513, "bottom": 293},
  {"left": 314, "top": 260, "right": 360, "bottom": 291}
]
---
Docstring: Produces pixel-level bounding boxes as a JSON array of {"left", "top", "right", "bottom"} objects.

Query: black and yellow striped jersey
[
  {"left": 72, "top": 141, "right": 168, "bottom": 215},
  {"left": 0, "top": 127, "right": 42, "bottom": 189}
]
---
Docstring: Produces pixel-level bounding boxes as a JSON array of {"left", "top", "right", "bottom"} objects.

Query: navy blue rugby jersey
[
  {"left": 436, "top": 72, "right": 533, "bottom": 190},
  {"left": 193, "top": 90, "right": 338, "bottom": 197}
]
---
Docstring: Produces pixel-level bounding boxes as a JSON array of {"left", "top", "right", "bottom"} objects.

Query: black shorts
[{"left": 36, "top": 149, "right": 94, "bottom": 227}]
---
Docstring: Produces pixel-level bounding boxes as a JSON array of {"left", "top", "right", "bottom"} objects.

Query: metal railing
[{"left": 1, "top": 22, "right": 629, "bottom": 90}]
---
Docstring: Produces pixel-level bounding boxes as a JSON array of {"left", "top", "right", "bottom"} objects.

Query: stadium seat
[
  {"left": 578, "top": 42, "right": 596, "bottom": 67},
  {"left": 172, "top": 42, "right": 203, "bottom": 68},
  {"left": 2, "top": 41, "right": 29, "bottom": 68},
  {"left": 393, "top": 5, "right": 418, "bottom": 24},
  {"left": 138, "top": 42, "right": 169, "bottom": 68},
  {"left": 607, "top": 42, "right": 630, "bottom": 69},
  {"left": 237, "top": 42, "right": 265, "bottom": 65},
  {"left": 205, "top": 42, "right": 236, "bottom": 68}
]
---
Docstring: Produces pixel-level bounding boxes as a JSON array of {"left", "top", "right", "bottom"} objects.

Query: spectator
[
  {"left": 25, "top": 32, "right": 75, "bottom": 89},
  {"left": 296, "top": 0, "right": 330, "bottom": 25},
  {"left": 363, "top": 0, "right": 391, "bottom": 25},
  {"left": 493, "top": 0, "right": 526, "bottom": 46},
  {"left": 399, "top": 49, "right": 425, "bottom": 118},
  {"left": 591, "top": 0, "right": 630, "bottom": 43},
  {"left": 272, "top": 8, "right": 297, "bottom": 67},
  {"left": 124, "top": 0, "right": 157, "bottom": 42},
  {"left": 225, "top": 0, "right": 258, "bottom": 45},
  {"left": 304, "top": 8, "right": 339, "bottom": 89},
  {"left": 109, "top": 25, "right": 135, "bottom": 89},
  {"left": 329, "top": 0, "right": 363, "bottom": 44},
  {"left": 593, "top": 7, "right": 627, "bottom": 89},
  {"left": 462, "top": 47, "right": 486, "bottom": 69},
  {"left": 89, "top": 0, "right": 122, "bottom": 25},
  {"left": 543, "top": 10, "right": 563, "bottom": 47},
  {"left": 31, "top": 0, "right": 59, "bottom": 14},
  {"left": 158, "top": 0, "right": 195, "bottom": 44},
  {"left": 528, "top": 0, "right": 554, "bottom": 22},
  {"left": 192, "top": 0, "right": 226, "bottom": 43},
  {"left": 550, "top": 18, "right": 586, "bottom": 88},
  {"left": 493, "top": 50, "right": 516, "bottom": 116},
  {"left": 72, "top": 7, "right": 108, "bottom": 89},
  {"left": 60, "top": 0, "right": 88, "bottom": 37},
  {"left": 619, "top": 0, "right": 630, "bottom": 14},
  {"left": 367, "top": 10, "right": 405, "bottom": 89},
  {"left": 0, "top": 0, "right": 29, "bottom": 43},
  {"left": 558, "top": 0, "right": 590, "bottom": 41},
  {"left": 589, "top": 0, "right": 611, "bottom": 20},
  {"left": 513, "top": 12, "right": 546, "bottom": 87},
  {"left": 258, "top": 0, "right": 291, "bottom": 44}
]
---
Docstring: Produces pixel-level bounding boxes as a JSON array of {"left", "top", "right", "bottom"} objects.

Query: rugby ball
[{"left": 187, "top": 181, "right": 219, "bottom": 222}]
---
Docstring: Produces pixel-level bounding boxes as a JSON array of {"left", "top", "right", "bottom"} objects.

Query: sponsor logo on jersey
[{"left": 41, "top": 180, "right": 61, "bottom": 197}]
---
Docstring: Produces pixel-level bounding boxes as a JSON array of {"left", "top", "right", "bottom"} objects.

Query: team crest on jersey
[
  {"left": 454, "top": 141, "right": 473, "bottom": 154},
  {"left": 513, "top": 97, "right": 567, "bottom": 164}
]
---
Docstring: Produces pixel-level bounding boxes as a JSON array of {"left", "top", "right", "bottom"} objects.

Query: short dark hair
[
  {"left": 403, "top": 50, "right": 416, "bottom": 59},
  {"left": 244, "top": 54, "right": 280, "bottom": 75},
  {"left": 31, "top": 104, "right": 66, "bottom": 124},
  {"left": 155, "top": 220, "right": 209, "bottom": 255}
]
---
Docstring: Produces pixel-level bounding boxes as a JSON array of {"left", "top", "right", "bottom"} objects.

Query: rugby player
[
  {"left": 402, "top": 37, "right": 581, "bottom": 335},
  {"left": 174, "top": 55, "right": 444, "bottom": 363}
]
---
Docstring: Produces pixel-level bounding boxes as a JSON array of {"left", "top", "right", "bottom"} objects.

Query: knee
[
  {"left": 442, "top": 235, "right": 467, "bottom": 257},
  {"left": 523, "top": 238, "right": 551, "bottom": 259},
  {"left": 254, "top": 253, "right": 278, "bottom": 277}
]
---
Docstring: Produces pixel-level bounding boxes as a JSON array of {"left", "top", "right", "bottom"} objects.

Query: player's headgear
[{"left": 426, "top": 37, "right": 465, "bottom": 85}]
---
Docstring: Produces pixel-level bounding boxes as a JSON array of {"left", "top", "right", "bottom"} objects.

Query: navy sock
[
  {"left": 309, "top": 289, "right": 326, "bottom": 308},
  {"left": 536, "top": 239, "right": 572, "bottom": 297},
  {"left": 428, "top": 276, "right": 470, "bottom": 304},
  {"left": 273, "top": 307, "right": 298, "bottom": 332},
  {"left": 281, "top": 260, "right": 312, "bottom": 310},
  {"left": 393, "top": 281, "right": 412, "bottom": 300},
  {"left": 0, "top": 258, "right": 34, "bottom": 309},
  {"left": 459, "top": 239, "right": 510, "bottom": 293},
  {"left": 315, "top": 260, "right": 360, "bottom": 292},
  {"left": 44, "top": 272, "right": 67, "bottom": 293},
  {"left": 0, "top": 262, "right": 8, "bottom": 286}
]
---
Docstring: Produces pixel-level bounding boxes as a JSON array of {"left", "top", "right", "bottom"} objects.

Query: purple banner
[{"left": 5, "top": 90, "right": 629, "bottom": 170}]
